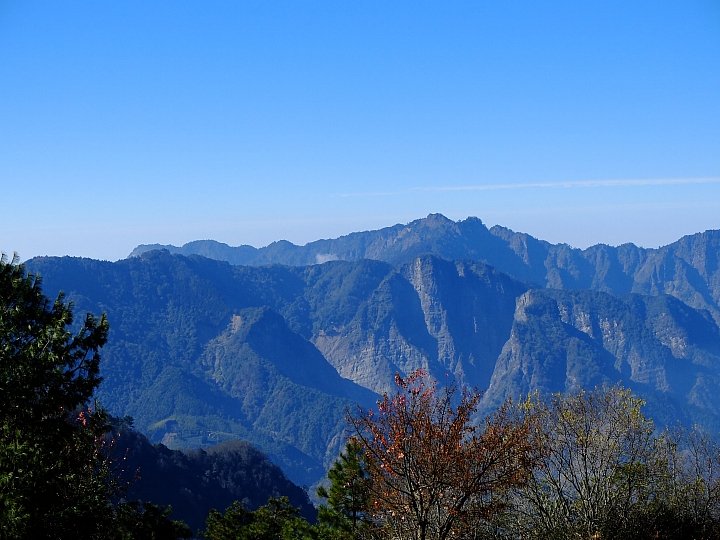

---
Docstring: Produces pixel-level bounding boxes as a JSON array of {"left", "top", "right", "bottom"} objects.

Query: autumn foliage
[{"left": 347, "top": 370, "right": 539, "bottom": 540}]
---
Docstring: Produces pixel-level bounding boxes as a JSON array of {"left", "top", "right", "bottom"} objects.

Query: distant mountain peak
[{"left": 420, "top": 212, "right": 456, "bottom": 226}]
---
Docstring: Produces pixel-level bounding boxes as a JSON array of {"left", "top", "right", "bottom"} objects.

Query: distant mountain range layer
[
  {"left": 130, "top": 213, "right": 720, "bottom": 325},
  {"left": 25, "top": 214, "right": 720, "bottom": 488}
]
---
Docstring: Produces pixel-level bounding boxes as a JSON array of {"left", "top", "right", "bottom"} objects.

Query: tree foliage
[
  {"left": 203, "top": 497, "right": 314, "bottom": 540},
  {"left": 0, "top": 254, "right": 190, "bottom": 539},
  {"left": 0, "top": 255, "right": 107, "bottom": 421},
  {"left": 652, "top": 424, "right": 720, "bottom": 539},
  {"left": 0, "top": 253, "right": 112, "bottom": 538},
  {"left": 505, "top": 386, "right": 662, "bottom": 539},
  {"left": 113, "top": 501, "right": 192, "bottom": 540},
  {"left": 500, "top": 385, "right": 720, "bottom": 540},
  {"left": 348, "top": 370, "right": 539, "bottom": 540},
  {"left": 316, "top": 439, "right": 373, "bottom": 538}
]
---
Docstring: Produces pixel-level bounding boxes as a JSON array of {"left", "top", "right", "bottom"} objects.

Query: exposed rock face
[
  {"left": 311, "top": 257, "right": 526, "bottom": 394},
  {"left": 482, "top": 287, "right": 720, "bottom": 421}
]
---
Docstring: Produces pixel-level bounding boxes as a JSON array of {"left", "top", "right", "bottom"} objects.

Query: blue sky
[{"left": 1, "top": 1, "right": 719, "bottom": 261}]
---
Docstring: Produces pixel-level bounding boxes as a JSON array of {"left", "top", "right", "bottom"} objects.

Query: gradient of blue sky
[{"left": 1, "top": 1, "right": 719, "bottom": 261}]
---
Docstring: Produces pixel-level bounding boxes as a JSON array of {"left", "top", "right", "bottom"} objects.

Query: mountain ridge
[{"left": 128, "top": 214, "right": 720, "bottom": 325}]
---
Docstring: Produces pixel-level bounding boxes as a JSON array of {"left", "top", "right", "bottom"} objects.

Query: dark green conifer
[
  {"left": 316, "top": 439, "right": 372, "bottom": 538},
  {"left": 203, "top": 496, "right": 313, "bottom": 540},
  {"left": 0, "top": 253, "right": 111, "bottom": 538}
]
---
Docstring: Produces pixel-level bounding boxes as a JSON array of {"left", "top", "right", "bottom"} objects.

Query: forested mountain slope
[
  {"left": 110, "top": 419, "right": 315, "bottom": 534},
  {"left": 131, "top": 214, "right": 720, "bottom": 324},
  {"left": 26, "top": 241, "right": 720, "bottom": 487}
]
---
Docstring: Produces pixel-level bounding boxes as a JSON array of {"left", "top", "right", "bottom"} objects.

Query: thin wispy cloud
[{"left": 335, "top": 177, "right": 720, "bottom": 197}]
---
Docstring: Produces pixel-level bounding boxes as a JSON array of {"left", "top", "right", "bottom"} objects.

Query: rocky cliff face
[
  {"left": 491, "top": 225, "right": 720, "bottom": 324},
  {"left": 312, "top": 256, "right": 526, "bottom": 394},
  {"left": 482, "top": 288, "right": 720, "bottom": 424}
]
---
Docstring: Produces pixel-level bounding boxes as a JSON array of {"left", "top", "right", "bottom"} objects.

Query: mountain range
[
  {"left": 25, "top": 214, "right": 720, "bottom": 489},
  {"left": 130, "top": 213, "right": 720, "bottom": 326}
]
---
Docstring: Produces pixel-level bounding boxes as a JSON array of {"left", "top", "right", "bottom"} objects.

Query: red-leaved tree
[{"left": 348, "top": 370, "right": 538, "bottom": 540}]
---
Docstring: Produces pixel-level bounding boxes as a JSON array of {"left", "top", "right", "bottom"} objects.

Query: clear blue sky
[{"left": 1, "top": 1, "right": 719, "bottom": 261}]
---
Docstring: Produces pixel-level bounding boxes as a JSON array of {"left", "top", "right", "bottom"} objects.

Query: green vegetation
[
  {"left": 26, "top": 252, "right": 387, "bottom": 487},
  {"left": 3, "top": 255, "right": 720, "bottom": 540},
  {"left": 203, "top": 497, "right": 315, "bottom": 540},
  {"left": 315, "top": 440, "right": 372, "bottom": 538},
  {"left": 0, "top": 253, "right": 113, "bottom": 538},
  {"left": 509, "top": 386, "right": 669, "bottom": 539},
  {"left": 114, "top": 425, "right": 316, "bottom": 533},
  {"left": 114, "top": 502, "right": 192, "bottom": 540},
  {"left": 497, "top": 386, "right": 720, "bottom": 539},
  {"left": 0, "top": 254, "right": 191, "bottom": 539},
  {"left": 17, "top": 231, "right": 720, "bottom": 537}
]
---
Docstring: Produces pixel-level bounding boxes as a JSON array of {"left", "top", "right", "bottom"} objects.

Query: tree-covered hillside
[
  {"left": 25, "top": 243, "right": 720, "bottom": 489},
  {"left": 111, "top": 418, "right": 315, "bottom": 534}
]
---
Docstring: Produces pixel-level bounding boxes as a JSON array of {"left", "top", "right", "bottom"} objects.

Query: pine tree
[
  {"left": 316, "top": 439, "right": 372, "bottom": 537},
  {"left": 203, "top": 497, "right": 313, "bottom": 540}
]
